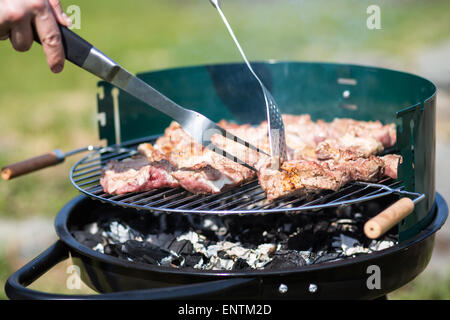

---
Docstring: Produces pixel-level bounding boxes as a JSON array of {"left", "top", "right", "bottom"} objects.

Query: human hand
[{"left": 0, "top": 0, "right": 72, "bottom": 73}]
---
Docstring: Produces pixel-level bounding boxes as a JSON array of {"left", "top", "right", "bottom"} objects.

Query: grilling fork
[
  {"left": 32, "top": 26, "right": 268, "bottom": 171},
  {"left": 209, "top": 0, "right": 288, "bottom": 165}
]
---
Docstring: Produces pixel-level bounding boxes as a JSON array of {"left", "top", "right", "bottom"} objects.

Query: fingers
[
  {"left": 10, "top": 17, "right": 33, "bottom": 51},
  {"left": 48, "top": 0, "right": 71, "bottom": 27},
  {"left": 0, "top": 0, "right": 17, "bottom": 40},
  {"left": 32, "top": 0, "right": 65, "bottom": 73}
]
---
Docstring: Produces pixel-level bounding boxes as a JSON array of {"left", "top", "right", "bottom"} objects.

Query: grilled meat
[
  {"left": 100, "top": 155, "right": 179, "bottom": 195},
  {"left": 380, "top": 154, "right": 401, "bottom": 179},
  {"left": 257, "top": 154, "right": 399, "bottom": 201},
  {"left": 152, "top": 122, "right": 255, "bottom": 194},
  {"left": 101, "top": 114, "right": 400, "bottom": 199}
]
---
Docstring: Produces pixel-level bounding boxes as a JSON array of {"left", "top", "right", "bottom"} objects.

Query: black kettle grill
[{"left": 5, "top": 61, "right": 448, "bottom": 299}]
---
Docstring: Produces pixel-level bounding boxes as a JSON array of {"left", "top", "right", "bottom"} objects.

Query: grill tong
[{"left": 33, "top": 25, "right": 267, "bottom": 171}]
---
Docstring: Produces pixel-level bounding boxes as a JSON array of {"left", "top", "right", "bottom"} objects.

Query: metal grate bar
[
  {"left": 143, "top": 191, "right": 190, "bottom": 208},
  {"left": 128, "top": 188, "right": 184, "bottom": 206},
  {"left": 72, "top": 151, "right": 135, "bottom": 174},
  {"left": 158, "top": 193, "right": 204, "bottom": 209},
  {"left": 85, "top": 184, "right": 103, "bottom": 194},
  {"left": 229, "top": 191, "right": 267, "bottom": 211},
  {"left": 72, "top": 172, "right": 101, "bottom": 183},
  {"left": 211, "top": 189, "right": 265, "bottom": 211},
  {"left": 119, "top": 189, "right": 165, "bottom": 204},
  {"left": 77, "top": 148, "right": 134, "bottom": 166},
  {"left": 72, "top": 167, "right": 102, "bottom": 179},
  {"left": 193, "top": 183, "right": 261, "bottom": 211},
  {"left": 174, "top": 180, "right": 260, "bottom": 210},
  {"left": 76, "top": 178, "right": 101, "bottom": 188}
]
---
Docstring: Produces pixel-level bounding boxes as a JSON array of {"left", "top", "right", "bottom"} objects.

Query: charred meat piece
[
  {"left": 257, "top": 154, "right": 399, "bottom": 201},
  {"left": 222, "top": 114, "right": 394, "bottom": 161},
  {"left": 282, "top": 115, "right": 387, "bottom": 159},
  {"left": 257, "top": 158, "right": 343, "bottom": 201},
  {"left": 100, "top": 155, "right": 179, "bottom": 195},
  {"left": 328, "top": 118, "right": 396, "bottom": 149},
  {"left": 379, "top": 154, "right": 402, "bottom": 179},
  {"left": 153, "top": 122, "right": 255, "bottom": 194},
  {"left": 282, "top": 115, "right": 396, "bottom": 149},
  {"left": 170, "top": 163, "right": 234, "bottom": 194}
]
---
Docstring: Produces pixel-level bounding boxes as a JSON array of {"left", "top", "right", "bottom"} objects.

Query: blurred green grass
[
  {"left": 0, "top": 0, "right": 449, "bottom": 300},
  {"left": 0, "top": 249, "right": 11, "bottom": 300},
  {"left": 390, "top": 271, "right": 450, "bottom": 300}
]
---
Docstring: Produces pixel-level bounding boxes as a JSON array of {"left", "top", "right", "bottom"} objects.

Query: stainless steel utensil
[
  {"left": 209, "top": 0, "right": 287, "bottom": 165},
  {"left": 33, "top": 26, "right": 267, "bottom": 171}
]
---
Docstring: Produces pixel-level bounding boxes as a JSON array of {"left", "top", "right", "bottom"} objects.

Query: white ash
[
  {"left": 202, "top": 218, "right": 228, "bottom": 237},
  {"left": 177, "top": 231, "right": 277, "bottom": 270},
  {"left": 298, "top": 251, "right": 315, "bottom": 265},
  {"left": 89, "top": 221, "right": 141, "bottom": 254},
  {"left": 369, "top": 240, "right": 395, "bottom": 251},
  {"left": 85, "top": 222, "right": 99, "bottom": 235},
  {"left": 160, "top": 255, "right": 182, "bottom": 267},
  {"left": 92, "top": 243, "right": 104, "bottom": 254},
  {"left": 76, "top": 203, "right": 399, "bottom": 271},
  {"left": 332, "top": 234, "right": 395, "bottom": 257},
  {"left": 102, "top": 221, "right": 134, "bottom": 243}
]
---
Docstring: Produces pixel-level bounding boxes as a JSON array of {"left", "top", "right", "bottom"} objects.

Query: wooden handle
[
  {"left": 1, "top": 151, "right": 63, "bottom": 180},
  {"left": 364, "top": 198, "right": 415, "bottom": 239}
]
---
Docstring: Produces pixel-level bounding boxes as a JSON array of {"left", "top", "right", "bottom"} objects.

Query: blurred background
[{"left": 0, "top": 0, "right": 449, "bottom": 299}]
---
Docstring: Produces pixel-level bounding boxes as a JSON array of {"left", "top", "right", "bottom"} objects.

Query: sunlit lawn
[{"left": 0, "top": 0, "right": 449, "bottom": 299}]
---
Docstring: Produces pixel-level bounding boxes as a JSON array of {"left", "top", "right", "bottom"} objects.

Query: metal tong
[
  {"left": 32, "top": 25, "right": 267, "bottom": 171},
  {"left": 209, "top": 0, "right": 287, "bottom": 165}
]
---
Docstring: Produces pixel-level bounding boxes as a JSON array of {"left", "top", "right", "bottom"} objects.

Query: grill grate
[{"left": 70, "top": 139, "right": 423, "bottom": 215}]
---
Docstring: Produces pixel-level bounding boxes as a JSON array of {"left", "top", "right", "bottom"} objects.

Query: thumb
[{"left": 48, "top": 0, "right": 72, "bottom": 27}]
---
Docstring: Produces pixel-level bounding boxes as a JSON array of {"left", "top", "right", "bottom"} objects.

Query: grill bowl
[{"left": 5, "top": 193, "right": 447, "bottom": 299}]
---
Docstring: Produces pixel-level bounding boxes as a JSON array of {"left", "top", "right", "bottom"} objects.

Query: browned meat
[
  {"left": 101, "top": 114, "right": 400, "bottom": 199},
  {"left": 153, "top": 122, "right": 255, "bottom": 194},
  {"left": 328, "top": 118, "right": 396, "bottom": 149},
  {"left": 380, "top": 154, "right": 402, "bottom": 179},
  {"left": 257, "top": 158, "right": 344, "bottom": 201},
  {"left": 282, "top": 115, "right": 396, "bottom": 149},
  {"left": 171, "top": 163, "right": 234, "bottom": 194},
  {"left": 221, "top": 114, "right": 394, "bottom": 161},
  {"left": 257, "top": 154, "right": 395, "bottom": 201},
  {"left": 100, "top": 155, "right": 179, "bottom": 195},
  {"left": 281, "top": 115, "right": 387, "bottom": 158}
]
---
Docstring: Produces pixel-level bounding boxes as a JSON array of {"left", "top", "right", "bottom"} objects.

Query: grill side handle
[
  {"left": 364, "top": 198, "right": 415, "bottom": 239},
  {"left": 5, "top": 240, "right": 260, "bottom": 300},
  {"left": 1, "top": 150, "right": 64, "bottom": 180},
  {"left": 1, "top": 146, "right": 98, "bottom": 180}
]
